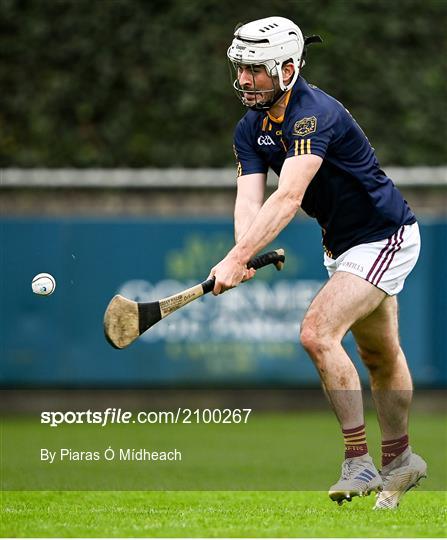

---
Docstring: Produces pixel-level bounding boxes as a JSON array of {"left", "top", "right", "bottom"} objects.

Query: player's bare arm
[
  {"left": 210, "top": 154, "right": 322, "bottom": 294},
  {"left": 233, "top": 172, "right": 265, "bottom": 283},
  {"left": 234, "top": 172, "right": 266, "bottom": 243}
]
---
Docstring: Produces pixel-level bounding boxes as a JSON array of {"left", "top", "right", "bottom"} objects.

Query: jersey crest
[{"left": 293, "top": 116, "right": 317, "bottom": 137}]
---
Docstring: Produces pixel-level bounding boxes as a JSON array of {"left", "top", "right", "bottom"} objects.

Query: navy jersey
[{"left": 233, "top": 77, "right": 416, "bottom": 258}]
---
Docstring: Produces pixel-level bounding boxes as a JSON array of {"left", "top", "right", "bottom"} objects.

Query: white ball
[{"left": 32, "top": 273, "right": 56, "bottom": 296}]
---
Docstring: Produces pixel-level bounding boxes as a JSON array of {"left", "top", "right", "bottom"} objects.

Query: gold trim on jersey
[
  {"left": 267, "top": 90, "right": 292, "bottom": 124},
  {"left": 261, "top": 117, "right": 274, "bottom": 132},
  {"left": 294, "top": 138, "right": 312, "bottom": 156}
]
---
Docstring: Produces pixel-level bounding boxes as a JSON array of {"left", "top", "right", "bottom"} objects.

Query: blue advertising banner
[{"left": 1, "top": 218, "right": 445, "bottom": 386}]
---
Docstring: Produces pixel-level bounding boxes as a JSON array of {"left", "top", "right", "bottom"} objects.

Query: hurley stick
[{"left": 104, "top": 248, "right": 285, "bottom": 349}]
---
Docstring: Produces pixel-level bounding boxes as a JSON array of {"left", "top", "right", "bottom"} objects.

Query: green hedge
[{"left": 1, "top": 0, "right": 446, "bottom": 166}]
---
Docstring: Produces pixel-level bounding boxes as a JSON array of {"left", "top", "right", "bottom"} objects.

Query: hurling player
[{"left": 209, "top": 16, "right": 427, "bottom": 509}]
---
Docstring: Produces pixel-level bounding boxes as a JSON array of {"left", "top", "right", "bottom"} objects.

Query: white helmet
[{"left": 227, "top": 16, "right": 305, "bottom": 93}]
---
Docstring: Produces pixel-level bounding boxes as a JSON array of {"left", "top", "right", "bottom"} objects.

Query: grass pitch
[
  {"left": 1, "top": 410, "right": 446, "bottom": 537},
  {"left": 2, "top": 491, "right": 446, "bottom": 537}
]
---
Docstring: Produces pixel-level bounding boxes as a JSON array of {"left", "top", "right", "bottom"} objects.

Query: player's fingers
[
  {"left": 212, "top": 280, "right": 222, "bottom": 296},
  {"left": 242, "top": 268, "right": 256, "bottom": 282},
  {"left": 213, "top": 279, "right": 235, "bottom": 295}
]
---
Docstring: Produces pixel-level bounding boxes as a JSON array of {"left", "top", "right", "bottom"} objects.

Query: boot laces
[{"left": 341, "top": 459, "right": 364, "bottom": 480}]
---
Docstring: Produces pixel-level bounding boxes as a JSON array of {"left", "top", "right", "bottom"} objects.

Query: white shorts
[{"left": 324, "top": 223, "right": 421, "bottom": 296}]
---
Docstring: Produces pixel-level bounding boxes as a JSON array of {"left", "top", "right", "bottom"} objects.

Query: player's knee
[
  {"left": 357, "top": 343, "right": 400, "bottom": 371},
  {"left": 300, "top": 320, "right": 333, "bottom": 358},
  {"left": 357, "top": 346, "right": 379, "bottom": 372},
  {"left": 299, "top": 318, "right": 315, "bottom": 351}
]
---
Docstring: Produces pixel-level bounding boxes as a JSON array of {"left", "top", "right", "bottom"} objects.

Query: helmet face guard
[{"left": 227, "top": 60, "right": 280, "bottom": 111}]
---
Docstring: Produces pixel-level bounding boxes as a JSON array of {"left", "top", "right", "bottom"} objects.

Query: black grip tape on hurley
[
  {"left": 201, "top": 249, "right": 285, "bottom": 294},
  {"left": 247, "top": 250, "right": 284, "bottom": 270}
]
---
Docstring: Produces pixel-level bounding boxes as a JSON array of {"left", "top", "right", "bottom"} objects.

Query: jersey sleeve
[
  {"left": 233, "top": 118, "right": 268, "bottom": 177},
  {"left": 285, "top": 106, "right": 340, "bottom": 160}
]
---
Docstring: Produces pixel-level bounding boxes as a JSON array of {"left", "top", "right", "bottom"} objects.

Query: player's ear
[{"left": 281, "top": 61, "right": 295, "bottom": 85}]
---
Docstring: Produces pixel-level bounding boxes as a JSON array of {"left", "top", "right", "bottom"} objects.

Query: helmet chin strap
[{"left": 247, "top": 87, "right": 285, "bottom": 111}]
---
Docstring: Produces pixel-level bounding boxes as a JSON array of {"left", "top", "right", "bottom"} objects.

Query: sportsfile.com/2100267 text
[{"left": 40, "top": 408, "right": 253, "bottom": 427}]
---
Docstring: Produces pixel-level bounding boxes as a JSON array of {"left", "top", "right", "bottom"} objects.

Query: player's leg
[
  {"left": 300, "top": 271, "right": 385, "bottom": 503},
  {"left": 300, "top": 270, "right": 386, "bottom": 425},
  {"left": 351, "top": 297, "right": 427, "bottom": 509},
  {"left": 351, "top": 295, "right": 412, "bottom": 439}
]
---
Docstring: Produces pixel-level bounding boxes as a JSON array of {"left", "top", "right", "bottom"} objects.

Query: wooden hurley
[{"left": 104, "top": 248, "right": 285, "bottom": 349}]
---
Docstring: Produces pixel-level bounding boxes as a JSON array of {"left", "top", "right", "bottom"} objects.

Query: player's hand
[
  {"left": 209, "top": 255, "right": 254, "bottom": 295},
  {"left": 241, "top": 267, "right": 256, "bottom": 282}
]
